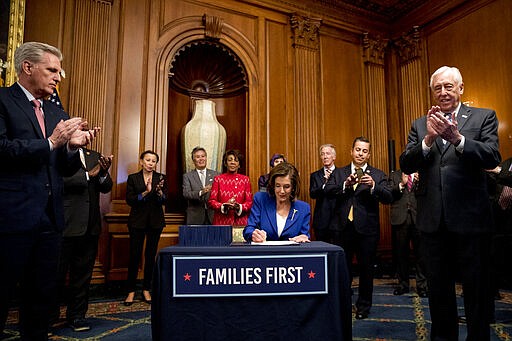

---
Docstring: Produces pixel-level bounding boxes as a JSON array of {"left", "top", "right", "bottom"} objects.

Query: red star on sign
[
  {"left": 308, "top": 270, "right": 316, "bottom": 279},
  {"left": 183, "top": 273, "right": 191, "bottom": 281}
]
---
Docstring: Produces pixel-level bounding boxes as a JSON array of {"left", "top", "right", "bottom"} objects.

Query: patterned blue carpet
[
  {"left": 353, "top": 279, "right": 512, "bottom": 341},
  {"left": 3, "top": 279, "right": 512, "bottom": 340}
]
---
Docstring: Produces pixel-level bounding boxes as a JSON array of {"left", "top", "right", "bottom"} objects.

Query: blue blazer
[{"left": 243, "top": 191, "right": 311, "bottom": 241}]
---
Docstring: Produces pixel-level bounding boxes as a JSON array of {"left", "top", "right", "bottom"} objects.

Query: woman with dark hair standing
[
  {"left": 258, "top": 153, "right": 286, "bottom": 192},
  {"left": 244, "top": 163, "right": 310, "bottom": 243},
  {"left": 124, "top": 150, "right": 167, "bottom": 306},
  {"left": 208, "top": 149, "right": 253, "bottom": 226}
]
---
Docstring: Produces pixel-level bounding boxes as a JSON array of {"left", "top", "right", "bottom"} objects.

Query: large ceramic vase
[{"left": 181, "top": 99, "right": 226, "bottom": 173}]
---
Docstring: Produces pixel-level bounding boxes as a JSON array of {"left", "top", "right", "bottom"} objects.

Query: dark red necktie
[
  {"left": 406, "top": 175, "right": 413, "bottom": 191},
  {"left": 31, "top": 99, "right": 46, "bottom": 137}
]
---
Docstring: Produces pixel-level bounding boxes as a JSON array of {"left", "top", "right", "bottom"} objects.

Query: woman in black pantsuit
[{"left": 124, "top": 150, "right": 167, "bottom": 305}]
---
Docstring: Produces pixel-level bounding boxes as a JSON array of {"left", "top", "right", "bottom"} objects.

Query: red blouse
[{"left": 208, "top": 172, "right": 253, "bottom": 226}]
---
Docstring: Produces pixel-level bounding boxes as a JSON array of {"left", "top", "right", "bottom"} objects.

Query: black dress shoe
[
  {"left": 355, "top": 312, "right": 368, "bottom": 320},
  {"left": 393, "top": 287, "right": 409, "bottom": 295},
  {"left": 69, "top": 318, "right": 91, "bottom": 332}
]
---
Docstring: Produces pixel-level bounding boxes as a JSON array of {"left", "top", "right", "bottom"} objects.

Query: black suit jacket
[
  {"left": 62, "top": 149, "right": 113, "bottom": 237},
  {"left": 309, "top": 167, "right": 344, "bottom": 231},
  {"left": 487, "top": 157, "right": 512, "bottom": 233},
  {"left": 126, "top": 170, "right": 167, "bottom": 229},
  {"left": 331, "top": 164, "right": 393, "bottom": 236},
  {"left": 389, "top": 170, "right": 417, "bottom": 225},
  {"left": 0, "top": 83, "right": 81, "bottom": 233},
  {"left": 400, "top": 104, "right": 501, "bottom": 234}
]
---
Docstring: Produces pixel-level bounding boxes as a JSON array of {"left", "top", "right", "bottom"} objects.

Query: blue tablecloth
[{"left": 152, "top": 241, "right": 352, "bottom": 341}]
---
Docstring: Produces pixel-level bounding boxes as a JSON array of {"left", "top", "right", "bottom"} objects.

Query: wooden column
[
  {"left": 67, "top": 0, "right": 113, "bottom": 153},
  {"left": 290, "top": 14, "right": 321, "bottom": 203},
  {"left": 362, "top": 33, "right": 389, "bottom": 173},
  {"left": 395, "top": 26, "right": 428, "bottom": 147},
  {"left": 362, "top": 33, "right": 391, "bottom": 253},
  {"left": 66, "top": 0, "right": 114, "bottom": 283}
]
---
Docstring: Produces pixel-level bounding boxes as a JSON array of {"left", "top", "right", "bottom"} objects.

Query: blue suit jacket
[
  {"left": 243, "top": 191, "right": 311, "bottom": 241},
  {"left": 0, "top": 83, "right": 81, "bottom": 233}
]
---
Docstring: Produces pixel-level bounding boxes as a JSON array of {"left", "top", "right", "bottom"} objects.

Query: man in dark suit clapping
[
  {"left": 309, "top": 144, "right": 344, "bottom": 243},
  {"left": 0, "top": 42, "right": 98, "bottom": 339},
  {"left": 53, "top": 148, "right": 113, "bottom": 332},
  {"left": 400, "top": 66, "right": 501, "bottom": 341},
  {"left": 332, "top": 137, "right": 393, "bottom": 320}
]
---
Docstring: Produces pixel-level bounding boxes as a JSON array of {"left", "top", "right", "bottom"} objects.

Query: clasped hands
[
  {"left": 424, "top": 106, "right": 462, "bottom": 147},
  {"left": 223, "top": 197, "right": 240, "bottom": 212},
  {"left": 344, "top": 173, "right": 374, "bottom": 188},
  {"left": 48, "top": 117, "right": 100, "bottom": 149}
]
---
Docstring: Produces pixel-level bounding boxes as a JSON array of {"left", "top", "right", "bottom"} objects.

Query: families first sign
[{"left": 172, "top": 254, "right": 328, "bottom": 297}]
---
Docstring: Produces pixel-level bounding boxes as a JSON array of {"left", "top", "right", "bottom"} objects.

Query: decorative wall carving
[
  {"left": 395, "top": 26, "right": 421, "bottom": 64},
  {"left": 362, "top": 32, "right": 388, "bottom": 66},
  {"left": 203, "top": 14, "right": 223, "bottom": 40},
  {"left": 168, "top": 40, "right": 248, "bottom": 98},
  {"left": 290, "top": 14, "right": 321, "bottom": 205},
  {"left": 290, "top": 14, "right": 321, "bottom": 51}
]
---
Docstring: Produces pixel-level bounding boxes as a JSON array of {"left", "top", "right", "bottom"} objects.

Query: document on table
[{"left": 251, "top": 240, "right": 299, "bottom": 246}]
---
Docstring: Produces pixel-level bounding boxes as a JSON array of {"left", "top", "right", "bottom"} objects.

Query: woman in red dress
[{"left": 208, "top": 150, "right": 253, "bottom": 226}]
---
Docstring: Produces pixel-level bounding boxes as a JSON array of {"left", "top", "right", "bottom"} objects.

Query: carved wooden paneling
[
  {"left": 67, "top": 0, "right": 112, "bottom": 152},
  {"left": 395, "top": 26, "right": 427, "bottom": 147},
  {"left": 399, "top": 60, "right": 427, "bottom": 142},
  {"left": 291, "top": 14, "right": 321, "bottom": 204},
  {"left": 362, "top": 33, "right": 391, "bottom": 252}
]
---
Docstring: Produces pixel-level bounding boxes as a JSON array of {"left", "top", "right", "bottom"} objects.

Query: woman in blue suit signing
[{"left": 244, "top": 163, "right": 311, "bottom": 243}]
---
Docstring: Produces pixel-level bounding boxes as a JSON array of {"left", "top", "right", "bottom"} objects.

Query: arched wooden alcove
[{"left": 166, "top": 40, "right": 249, "bottom": 213}]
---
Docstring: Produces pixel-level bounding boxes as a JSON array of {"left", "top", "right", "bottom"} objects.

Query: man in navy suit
[
  {"left": 182, "top": 146, "right": 219, "bottom": 224},
  {"left": 0, "top": 42, "right": 98, "bottom": 339},
  {"left": 309, "top": 144, "right": 344, "bottom": 242},
  {"left": 331, "top": 136, "right": 393, "bottom": 320},
  {"left": 400, "top": 66, "right": 501, "bottom": 341}
]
